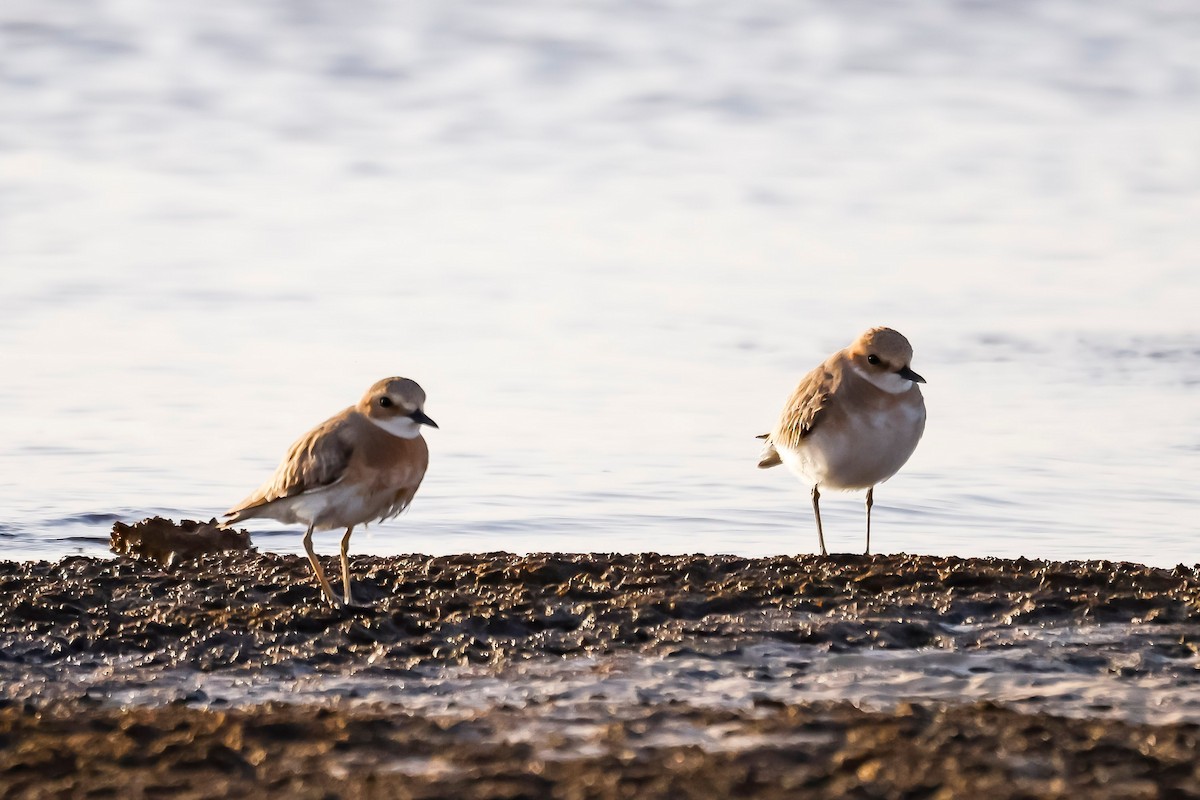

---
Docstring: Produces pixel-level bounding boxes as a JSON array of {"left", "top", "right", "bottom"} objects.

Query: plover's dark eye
[
  {"left": 867, "top": 354, "right": 881, "bottom": 366},
  {"left": 378, "top": 396, "right": 393, "bottom": 408}
]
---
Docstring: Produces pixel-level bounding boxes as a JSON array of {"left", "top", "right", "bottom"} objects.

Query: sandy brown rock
[{"left": 110, "top": 517, "right": 252, "bottom": 565}]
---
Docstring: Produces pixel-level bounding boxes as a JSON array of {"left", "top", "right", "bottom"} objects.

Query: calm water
[{"left": 2, "top": 1, "right": 1198, "bottom": 565}]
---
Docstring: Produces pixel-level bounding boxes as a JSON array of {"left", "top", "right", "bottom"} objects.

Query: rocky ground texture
[{"left": 1, "top": 548, "right": 1199, "bottom": 798}]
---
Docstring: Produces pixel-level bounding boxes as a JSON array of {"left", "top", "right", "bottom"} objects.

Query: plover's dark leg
[
  {"left": 811, "top": 484, "right": 828, "bottom": 556},
  {"left": 302, "top": 524, "right": 340, "bottom": 606},
  {"left": 865, "top": 486, "right": 874, "bottom": 556},
  {"left": 339, "top": 526, "right": 360, "bottom": 607}
]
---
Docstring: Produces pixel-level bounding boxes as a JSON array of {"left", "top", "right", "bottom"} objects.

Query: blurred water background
[{"left": 1, "top": 0, "right": 1198, "bottom": 565}]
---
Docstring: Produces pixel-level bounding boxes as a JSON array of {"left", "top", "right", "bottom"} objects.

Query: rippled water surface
[{"left": 2, "top": 0, "right": 1198, "bottom": 564}]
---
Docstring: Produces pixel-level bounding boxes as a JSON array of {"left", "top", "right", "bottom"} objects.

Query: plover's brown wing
[
  {"left": 771, "top": 363, "right": 835, "bottom": 451},
  {"left": 225, "top": 413, "right": 355, "bottom": 518}
]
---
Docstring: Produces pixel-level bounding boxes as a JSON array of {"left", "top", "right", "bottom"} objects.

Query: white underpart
[
  {"left": 778, "top": 369, "right": 926, "bottom": 490},
  {"left": 893, "top": 402, "right": 926, "bottom": 426},
  {"left": 851, "top": 364, "right": 914, "bottom": 395},
  {"left": 369, "top": 414, "right": 423, "bottom": 439},
  {"left": 274, "top": 483, "right": 382, "bottom": 530},
  {"left": 779, "top": 438, "right": 830, "bottom": 487}
]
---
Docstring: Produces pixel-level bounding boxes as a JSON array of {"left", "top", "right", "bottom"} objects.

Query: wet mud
[
  {"left": 1, "top": 549, "right": 1198, "bottom": 797},
  {"left": 3, "top": 549, "right": 1198, "bottom": 671},
  {"left": 4, "top": 699, "right": 1200, "bottom": 799}
]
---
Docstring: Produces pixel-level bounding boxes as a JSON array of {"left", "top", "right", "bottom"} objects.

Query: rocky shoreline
[{"left": 2, "top": 551, "right": 1199, "bottom": 797}]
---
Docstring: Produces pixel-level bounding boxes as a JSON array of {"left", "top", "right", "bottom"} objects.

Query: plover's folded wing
[
  {"left": 773, "top": 365, "right": 833, "bottom": 449},
  {"left": 225, "top": 413, "right": 355, "bottom": 517}
]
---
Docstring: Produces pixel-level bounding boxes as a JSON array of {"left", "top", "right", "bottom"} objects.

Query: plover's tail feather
[
  {"left": 756, "top": 434, "right": 782, "bottom": 468},
  {"left": 219, "top": 506, "right": 257, "bottom": 529}
]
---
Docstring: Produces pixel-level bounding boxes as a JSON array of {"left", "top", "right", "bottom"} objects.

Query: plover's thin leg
[
  {"left": 302, "top": 524, "right": 340, "bottom": 606},
  {"left": 865, "top": 486, "right": 874, "bottom": 556},
  {"left": 339, "top": 525, "right": 359, "bottom": 607},
  {"left": 811, "top": 484, "right": 828, "bottom": 556}
]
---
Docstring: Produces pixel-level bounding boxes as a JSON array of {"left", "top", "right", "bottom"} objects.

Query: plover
[
  {"left": 223, "top": 377, "right": 437, "bottom": 607},
  {"left": 758, "top": 327, "right": 925, "bottom": 555}
]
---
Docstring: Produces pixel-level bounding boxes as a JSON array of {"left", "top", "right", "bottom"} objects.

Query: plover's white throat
[
  {"left": 223, "top": 377, "right": 437, "bottom": 607},
  {"left": 757, "top": 327, "right": 926, "bottom": 556}
]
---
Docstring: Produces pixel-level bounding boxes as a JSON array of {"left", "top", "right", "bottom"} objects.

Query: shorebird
[
  {"left": 223, "top": 377, "right": 437, "bottom": 607},
  {"left": 757, "top": 327, "right": 926, "bottom": 556}
]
